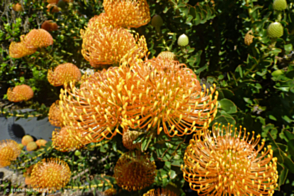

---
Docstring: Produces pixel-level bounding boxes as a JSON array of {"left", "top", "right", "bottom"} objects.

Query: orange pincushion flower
[
  {"left": 46, "top": 0, "right": 59, "bottom": 4},
  {"left": 87, "top": 13, "right": 112, "bottom": 29},
  {"left": 22, "top": 29, "right": 53, "bottom": 49},
  {"left": 143, "top": 188, "right": 178, "bottom": 196},
  {"left": 181, "top": 123, "right": 279, "bottom": 195},
  {"left": 122, "top": 58, "right": 218, "bottom": 137},
  {"left": 7, "top": 84, "right": 34, "bottom": 102},
  {"left": 47, "top": 63, "right": 81, "bottom": 87},
  {"left": 157, "top": 51, "right": 177, "bottom": 61},
  {"left": 122, "top": 130, "right": 142, "bottom": 150},
  {"left": 59, "top": 66, "right": 131, "bottom": 144},
  {"left": 0, "top": 140, "right": 21, "bottom": 168},
  {"left": 81, "top": 24, "right": 146, "bottom": 68},
  {"left": 114, "top": 151, "right": 156, "bottom": 191},
  {"left": 52, "top": 126, "right": 86, "bottom": 152},
  {"left": 12, "top": 3, "right": 23, "bottom": 11},
  {"left": 48, "top": 100, "right": 63, "bottom": 127},
  {"left": 103, "top": 0, "right": 150, "bottom": 28},
  {"left": 41, "top": 20, "right": 58, "bottom": 32},
  {"left": 9, "top": 41, "right": 37, "bottom": 58},
  {"left": 30, "top": 158, "right": 71, "bottom": 193},
  {"left": 47, "top": 3, "right": 60, "bottom": 13}
]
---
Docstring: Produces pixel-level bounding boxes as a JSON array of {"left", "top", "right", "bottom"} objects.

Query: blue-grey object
[{"left": 0, "top": 109, "right": 56, "bottom": 142}]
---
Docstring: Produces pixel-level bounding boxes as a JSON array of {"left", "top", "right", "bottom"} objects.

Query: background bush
[{"left": 0, "top": 0, "right": 294, "bottom": 195}]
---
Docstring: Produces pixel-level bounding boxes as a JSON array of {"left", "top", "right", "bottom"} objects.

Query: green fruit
[
  {"left": 273, "top": 0, "right": 287, "bottom": 11},
  {"left": 267, "top": 22, "right": 284, "bottom": 38},
  {"left": 74, "top": 150, "right": 81, "bottom": 156},
  {"left": 272, "top": 69, "right": 284, "bottom": 76},
  {"left": 177, "top": 34, "right": 189, "bottom": 46},
  {"left": 151, "top": 14, "right": 163, "bottom": 32}
]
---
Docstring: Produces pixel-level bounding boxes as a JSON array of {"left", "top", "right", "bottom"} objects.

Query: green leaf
[
  {"left": 287, "top": 139, "right": 294, "bottom": 156},
  {"left": 212, "top": 113, "right": 236, "bottom": 125},
  {"left": 284, "top": 130, "right": 294, "bottom": 140},
  {"left": 165, "top": 161, "right": 171, "bottom": 169},
  {"left": 278, "top": 163, "right": 288, "bottom": 188},
  {"left": 219, "top": 98, "right": 237, "bottom": 114},
  {"left": 169, "top": 170, "right": 177, "bottom": 179}
]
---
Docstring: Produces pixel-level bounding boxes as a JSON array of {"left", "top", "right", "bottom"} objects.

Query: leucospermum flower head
[
  {"left": 0, "top": 140, "right": 21, "bottom": 168},
  {"left": 81, "top": 24, "right": 146, "bottom": 68},
  {"left": 12, "top": 3, "right": 23, "bottom": 12},
  {"left": 9, "top": 41, "right": 37, "bottom": 58},
  {"left": 87, "top": 13, "right": 112, "bottom": 29},
  {"left": 143, "top": 188, "right": 179, "bottom": 196},
  {"left": 59, "top": 66, "right": 130, "bottom": 144},
  {"left": 47, "top": 63, "right": 81, "bottom": 87},
  {"left": 103, "top": 0, "right": 150, "bottom": 28},
  {"left": 47, "top": 3, "right": 60, "bottom": 13},
  {"left": 30, "top": 158, "right": 71, "bottom": 193},
  {"left": 48, "top": 100, "right": 63, "bottom": 127},
  {"left": 41, "top": 20, "right": 58, "bottom": 32},
  {"left": 22, "top": 29, "right": 53, "bottom": 49},
  {"left": 52, "top": 126, "right": 86, "bottom": 152},
  {"left": 7, "top": 84, "right": 34, "bottom": 102},
  {"left": 181, "top": 123, "right": 279, "bottom": 196},
  {"left": 122, "top": 58, "right": 218, "bottom": 137},
  {"left": 157, "top": 51, "right": 177, "bottom": 61},
  {"left": 114, "top": 151, "right": 156, "bottom": 191}
]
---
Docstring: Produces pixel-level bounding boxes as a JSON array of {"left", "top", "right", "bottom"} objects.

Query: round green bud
[
  {"left": 273, "top": 0, "right": 287, "bottom": 11},
  {"left": 151, "top": 14, "right": 163, "bottom": 28},
  {"left": 267, "top": 22, "right": 284, "bottom": 38},
  {"left": 74, "top": 150, "right": 81, "bottom": 156},
  {"left": 177, "top": 34, "right": 189, "bottom": 46}
]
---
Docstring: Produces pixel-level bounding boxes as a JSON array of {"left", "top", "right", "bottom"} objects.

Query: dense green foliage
[{"left": 1, "top": 0, "right": 294, "bottom": 195}]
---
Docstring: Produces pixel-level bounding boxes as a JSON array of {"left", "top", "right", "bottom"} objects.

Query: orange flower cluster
[
  {"left": 143, "top": 188, "right": 178, "bottom": 196},
  {"left": 59, "top": 66, "right": 130, "bottom": 144},
  {"left": 7, "top": 84, "right": 34, "bottom": 102},
  {"left": 81, "top": 0, "right": 150, "bottom": 68},
  {"left": 47, "top": 63, "right": 81, "bottom": 87},
  {"left": 21, "top": 29, "right": 53, "bottom": 49},
  {"left": 157, "top": 51, "right": 177, "bottom": 61},
  {"left": 30, "top": 158, "right": 71, "bottom": 193},
  {"left": 9, "top": 41, "right": 37, "bottom": 58},
  {"left": 114, "top": 151, "right": 156, "bottom": 191},
  {"left": 103, "top": 0, "right": 150, "bottom": 28},
  {"left": 181, "top": 123, "right": 279, "bottom": 195},
  {"left": 52, "top": 126, "right": 86, "bottom": 152},
  {"left": 0, "top": 140, "right": 21, "bottom": 168},
  {"left": 81, "top": 24, "right": 147, "bottom": 68},
  {"left": 122, "top": 58, "right": 218, "bottom": 137},
  {"left": 59, "top": 58, "right": 218, "bottom": 144},
  {"left": 9, "top": 29, "right": 53, "bottom": 58},
  {"left": 12, "top": 3, "right": 23, "bottom": 12},
  {"left": 41, "top": 20, "right": 58, "bottom": 32},
  {"left": 48, "top": 100, "right": 63, "bottom": 127}
]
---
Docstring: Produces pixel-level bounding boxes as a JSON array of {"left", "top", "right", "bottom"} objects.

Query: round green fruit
[
  {"left": 267, "top": 22, "right": 284, "bottom": 38},
  {"left": 151, "top": 14, "right": 163, "bottom": 28},
  {"left": 177, "top": 34, "right": 189, "bottom": 46},
  {"left": 75, "top": 150, "right": 81, "bottom": 156},
  {"left": 273, "top": 0, "right": 287, "bottom": 11}
]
